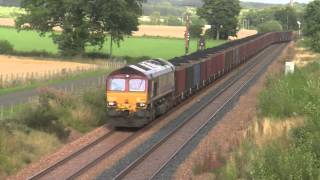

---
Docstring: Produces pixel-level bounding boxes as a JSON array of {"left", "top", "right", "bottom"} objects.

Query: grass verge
[
  {"left": 0, "top": 87, "right": 108, "bottom": 178},
  {"left": 204, "top": 61, "right": 320, "bottom": 179}
]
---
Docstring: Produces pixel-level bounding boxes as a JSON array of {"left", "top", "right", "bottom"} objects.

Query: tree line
[
  {"left": 241, "top": 6, "right": 305, "bottom": 32},
  {"left": 4, "top": 0, "right": 320, "bottom": 57},
  {"left": 0, "top": 0, "right": 19, "bottom": 6}
]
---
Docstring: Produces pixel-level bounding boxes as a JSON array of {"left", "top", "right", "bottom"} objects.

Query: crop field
[
  {"left": 133, "top": 25, "right": 186, "bottom": 38},
  {"left": 0, "top": 55, "right": 102, "bottom": 89},
  {"left": 0, "top": 27, "right": 226, "bottom": 59},
  {"left": 0, "top": 55, "right": 97, "bottom": 77},
  {"left": 0, "top": 18, "right": 14, "bottom": 26}
]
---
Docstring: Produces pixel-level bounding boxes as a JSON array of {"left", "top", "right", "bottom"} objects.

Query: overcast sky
[{"left": 241, "top": 0, "right": 311, "bottom": 4}]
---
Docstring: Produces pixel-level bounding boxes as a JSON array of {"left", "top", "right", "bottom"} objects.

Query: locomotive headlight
[
  {"left": 108, "top": 101, "right": 117, "bottom": 107},
  {"left": 137, "top": 102, "right": 146, "bottom": 107}
]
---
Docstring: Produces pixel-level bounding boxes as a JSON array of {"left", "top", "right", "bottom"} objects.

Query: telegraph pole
[{"left": 184, "top": 14, "right": 190, "bottom": 55}]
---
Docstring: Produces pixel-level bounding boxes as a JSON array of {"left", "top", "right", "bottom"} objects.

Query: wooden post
[
  {"left": 10, "top": 105, "right": 13, "bottom": 117},
  {"left": 0, "top": 105, "right": 3, "bottom": 121}
]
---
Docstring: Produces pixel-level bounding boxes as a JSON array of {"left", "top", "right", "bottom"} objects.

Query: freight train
[{"left": 106, "top": 32, "right": 293, "bottom": 128}]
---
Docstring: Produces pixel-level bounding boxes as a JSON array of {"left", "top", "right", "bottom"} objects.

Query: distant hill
[
  {"left": 240, "top": 1, "right": 278, "bottom": 9},
  {"left": 145, "top": 0, "right": 286, "bottom": 8},
  {"left": 0, "top": 0, "right": 306, "bottom": 11},
  {"left": 146, "top": 0, "right": 202, "bottom": 7},
  {"left": 0, "top": 0, "right": 19, "bottom": 6}
]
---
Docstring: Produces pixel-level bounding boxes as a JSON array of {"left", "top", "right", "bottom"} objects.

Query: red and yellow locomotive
[{"left": 106, "top": 59, "right": 175, "bottom": 127}]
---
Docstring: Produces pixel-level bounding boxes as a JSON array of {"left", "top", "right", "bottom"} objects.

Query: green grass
[
  {"left": 0, "top": 104, "right": 27, "bottom": 121},
  {"left": 0, "top": 87, "right": 108, "bottom": 178},
  {"left": 211, "top": 62, "right": 320, "bottom": 179},
  {"left": 0, "top": 69, "right": 110, "bottom": 96},
  {"left": 0, "top": 125, "right": 62, "bottom": 179},
  {"left": 0, "top": 27, "right": 58, "bottom": 53},
  {"left": 258, "top": 62, "right": 320, "bottom": 119},
  {"left": 0, "top": 27, "right": 226, "bottom": 59}
]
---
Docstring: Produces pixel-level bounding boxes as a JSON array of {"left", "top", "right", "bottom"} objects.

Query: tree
[
  {"left": 150, "top": 11, "right": 161, "bottom": 25},
  {"left": 197, "top": 0, "right": 241, "bottom": 40},
  {"left": 16, "top": 0, "right": 143, "bottom": 56},
  {"left": 189, "top": 17, "right": 205, "bottom": 39},
  {"left": 274, "top": 6, "right": 298, "bottom": 31},
  {"left": 304, "top": 0, "right": 320, "bottom": 52},
  {"left": 257, "top": 20, "right": 283, "bottom": 33},
  {"left": 167, "top": 16, "right": 182, "bottom": 26},
  {"left": 241, "top": 8, "right": 277, "bottom": 28},
  {"left": 189, "top": 23, "right": 203, "bottom": 39}
]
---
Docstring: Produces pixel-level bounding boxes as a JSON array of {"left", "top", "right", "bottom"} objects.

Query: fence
[
  {"left": 0, "top": 73, "right": 111, "bottom": 121},
  {"left": 0, "top": 60, "right": 126, "bottom": 89},
  {"left": 0, "top": 96, "right": 38, "bottom": 121}
]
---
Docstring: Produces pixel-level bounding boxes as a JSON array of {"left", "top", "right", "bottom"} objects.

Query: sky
[{"left": 241, "top": 0, "right": 311, "bottom": 4}]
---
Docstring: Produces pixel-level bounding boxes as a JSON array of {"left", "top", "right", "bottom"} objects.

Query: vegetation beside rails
[
  {"left": 192, "top": 61, "right": 320, "bottom": 178},
  {"left": 0, "top": 27, "right": 226, "bottom": 59},
  {"left": 0, "top": 69, "right": 111, "bottom": 96},
  {"left": 0, "top": 87, "right": 108, "bottom": 178}
]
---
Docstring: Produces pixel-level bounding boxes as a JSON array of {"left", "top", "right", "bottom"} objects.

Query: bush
[
  {"left": 0, "top": 124, "right": 61, "bottom": 178},
  {"left": 257, "top": 20, "right": 283, "bottom": 33},
  {"left": 214, "top": 62, "right": 320, "bottom": 179},
  {"left": 258, "top": 62, "right": 320, "bottom": 119},
  {"left": 82, "top": 88, "right": 108, "bottom": 125},
  {"left": 189, "top": 23, "right": 203, "bottom": 39},
  {"left": 85, "top": 52, "right": 110, "bottom": 59},
  {"left": 309, "top": 32, "right": 320, "bottom": 52},
  {"left": 0, "top": 87, "right": 111, "bottom": 177},
  {"left": 251, "top": 142, "right": 319, "bottom": 179},
  {"left": 303, "top": 0, "right": 320, "bottom": 45},
  {"left": 13, "top": 50, "right": 55, "bottom": 58},
  {"left": 18, "top": 90, "right": 71, "bottom": 140},
  {"left": 0, "top": 40, "right": 14, "bottom": 54},
  {"left": 167, "top": 15, "right": 182, "bottom": 26}
]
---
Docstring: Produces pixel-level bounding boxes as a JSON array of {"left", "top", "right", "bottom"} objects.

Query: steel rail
[
  {"left": 149, "top": 43, "right": 288, "bottom": 180},
  {"left": 28, "top": 129, "right": 116, "bottom": 180}
]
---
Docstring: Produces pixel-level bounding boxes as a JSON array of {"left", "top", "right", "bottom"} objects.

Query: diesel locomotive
[{"left": 106, "top": 32, "right": 293, "bottom": 128}]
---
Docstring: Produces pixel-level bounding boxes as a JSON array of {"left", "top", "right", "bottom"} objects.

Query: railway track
[
  {"left": 27, "top": 43, "right": 287, "bottom": 180},
  {"left": 111, "top": 43, "right": 288, "bottom": 180},
  {"left": 27, "top": 49, "right": 256, "bottom": 179},
  {"left": 27, "top": 79, "right": 221, "bottom": 180},
  {"left": 28, "top": 129, "right": 136, "bottom": 180}
]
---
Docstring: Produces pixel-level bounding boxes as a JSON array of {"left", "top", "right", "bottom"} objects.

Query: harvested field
[
  {"left": 0, "top": 55, "right": 96, "bottom": 80},
  {"left": 0, "top": 18, "right": 14, "bottom": 27},
  {"left": 228, "top": 29, "right": 258, "bottom": 40},
  {"left": 133, "top": 25, "right": 185, "bottom": 38}
]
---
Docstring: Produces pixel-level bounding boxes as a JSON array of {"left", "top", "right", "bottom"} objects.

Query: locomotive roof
[{"left": 128, "top": 58, "right": 175, "bottom": 79}]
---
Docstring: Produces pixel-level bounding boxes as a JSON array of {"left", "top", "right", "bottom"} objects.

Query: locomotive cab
[
  {"left": 106, "top": 59, "right": 175, "bottom": 128},
  {"left": 107, "top": 71, "right": 148, "bottom": 113}
]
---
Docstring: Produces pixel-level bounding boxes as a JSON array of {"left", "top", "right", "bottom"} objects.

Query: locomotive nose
[{"left": 106, "top": 92, "right": 147, "bottom": 112}]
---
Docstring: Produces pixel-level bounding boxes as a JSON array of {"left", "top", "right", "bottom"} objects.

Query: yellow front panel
[{"left": 106, "top": 91, "right": 148, "bottom": 112}]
